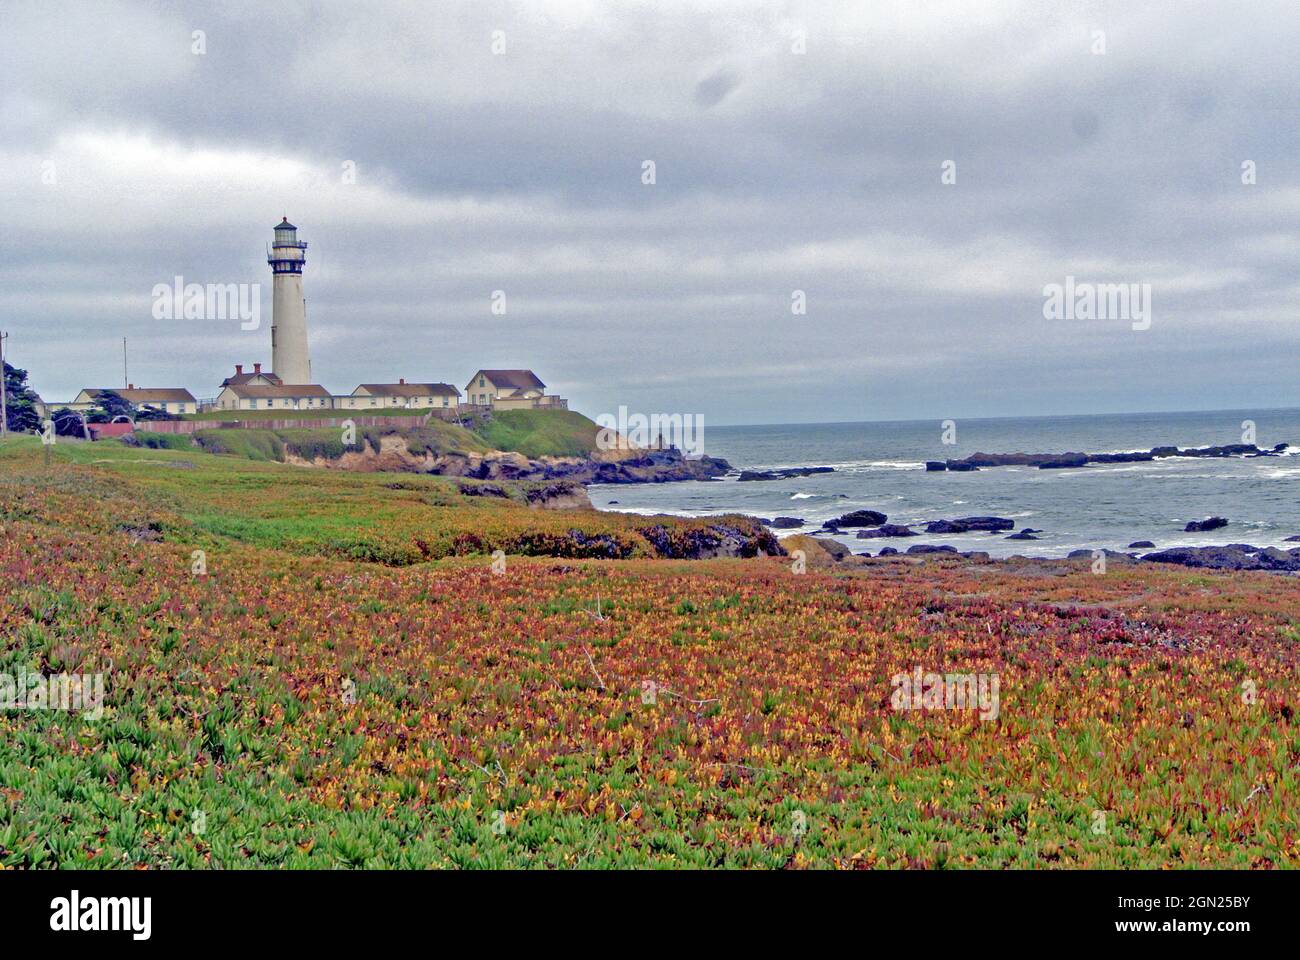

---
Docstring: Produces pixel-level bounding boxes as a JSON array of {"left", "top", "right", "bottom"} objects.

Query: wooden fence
[{"left": 136, "top": 413, "right": 434, "bottom": 435}]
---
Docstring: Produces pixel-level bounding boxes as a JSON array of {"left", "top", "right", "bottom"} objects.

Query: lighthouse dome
[{"left": 274, "top": 218, "right": 297, "bottom": 231}]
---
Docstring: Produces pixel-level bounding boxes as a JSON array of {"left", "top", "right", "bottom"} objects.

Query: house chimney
[
  {"left": 128, "top": 383, "right": 134, "bottom": 390},
  {"left": 399, "top": 378, "right": 405, "bottom": 385},
  {"left": 253, "top": 362, "right": 262, "bottom": 374},
  {"left": 235, "top": 364, "right": 244, "bottom": 375}
]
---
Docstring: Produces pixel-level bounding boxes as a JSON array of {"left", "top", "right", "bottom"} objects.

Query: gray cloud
[
  {"left": 694, "top": 68, "right": 742, "bottom": 108},
  {"left": 0, "top": 0, "right": 1296, "bottom": 423}
]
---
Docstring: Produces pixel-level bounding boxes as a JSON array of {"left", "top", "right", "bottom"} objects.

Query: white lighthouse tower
[{"left": 268, "top": 217, "right": 311, "bottom": 384}]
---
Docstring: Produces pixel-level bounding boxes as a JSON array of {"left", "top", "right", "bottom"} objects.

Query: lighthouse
[{"left": 268, "top": 217, "right": 311, "bottom": 384}]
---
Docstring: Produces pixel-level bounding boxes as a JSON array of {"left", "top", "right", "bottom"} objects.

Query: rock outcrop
[
  {"left": 825, "top": 509, "right": 888, "bottom": 528},
  {"left": 766, "top": 516, "right": 806, "bottom": 529},
  {"left": 856, "top": 524, "right": 919, "bottom": 538},
  {"left": 1141, "top": 544, "right": 1300, "bottom": 572},
  {"left": 781, "top": 534, "right": 850, "bottom": 567},
  {"left": 285, "top": 434, "right": 732, "bottom": 485},
  {"left": 924, "top": 516, "right": 1015, "bottom": 534},
  {"left": 636, "top": 522, "right": 783, "bottom": 559},
  {"left": 937, "top": 442, "right": 1289, "bottom": 472},
  {"left": 1005, "top": 529, "right": 1042, "bottom": 540},
  {"left": 737, "top": 466, "right": 834, "bottom": 481}
]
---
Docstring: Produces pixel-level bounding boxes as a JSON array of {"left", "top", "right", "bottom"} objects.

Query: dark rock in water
[
  {"left": 737, "top": 466, "right": 835, "bottom": 482},
  {"left": 925, "top": 516, "right": 1015, "bottom": 534},
  {"left": 608, "top": 500, "right": 619, "bottom": 505},
  {"left": 1142, "top": 544, "right": 1300, "bottom": 572},
  {"left": 935, "top": 442, "right": 1290, "bottom": 473},
  {"left": 925, "top": 461, "right": 947, "bottom": 471},
  {"left": 1177, "top": 443, "right": 1266, "bottom": 459},
  {"left": 945, "top": 451, "right": 1088, "bottom": 469},
  {"left": 767, "top": 516, "right": 805, "bottom": 529},
  {"left": 1287, "top": 535, "right": 1300, "bottom": 542},
  {"left": 907, "top": 544, "right": 958, "bottom": 555},
  {"left": 877, "top": 547, "right": 899, "bottom": 556},
  {"left": 924, "top": 519, "right": 966, "bottom": 534},
  {"left": 1088, "top": 451, "right": 1155, "bottom": 464},
  {"left": 1128, "top": 540, "right": 1155, "bottom": 549},
  {"left": 1005, "top": 529, "right": 1041, "bottom": 540},
  {"left": 1184, "top": 517, "right": 1228, "bottom": 532},
  {"left": 1037, "top": 454, "right": 1089, "bottom": 470},
  {"left": 828, "top": 509, "right": 888, "bottom": 528},
  {"left": 856, "top": 523, "right": 918, "bottom": 539},
  {"left": 957, "top": 516, "right": 1015, "bottom": 532}
]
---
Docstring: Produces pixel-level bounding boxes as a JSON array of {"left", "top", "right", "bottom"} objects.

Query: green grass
[
  {"left": 472, "top": 410, "right": 603, "bottom": 459},
  {"left": 193, "top": 428, "right": 286, "bottom": 461},
  {"left": 187, "top": 422, "right": 492, "bottom": 464},
  {"left": 390, "top": 421, "right": 492, "bottom": 457},
  {"left": 134, "top": 432, "right": 196, "bottom": 451}
]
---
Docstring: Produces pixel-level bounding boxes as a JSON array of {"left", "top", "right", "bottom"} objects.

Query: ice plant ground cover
[{"left": 0, "top": 437, "right": 1296, "bottom": 868}]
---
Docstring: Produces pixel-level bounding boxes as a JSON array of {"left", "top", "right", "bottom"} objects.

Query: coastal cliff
[{"left": 279, "top": 432, "right": 731, "bottom": 485}]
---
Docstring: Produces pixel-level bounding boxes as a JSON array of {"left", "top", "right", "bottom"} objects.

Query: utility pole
[
  {"left": 123, "top": 337, "right": 128, "bottom": 389},
  {"left": 0, "top": 330, "right": 9, "bottom": 437}
]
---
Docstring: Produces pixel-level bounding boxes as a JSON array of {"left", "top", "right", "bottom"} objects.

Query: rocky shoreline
[
  {"left": 758, "top": 508, "right": 1300, "bottom": 574},
  {"left": 926, "top": 442, "right": 1290, "bottom": 471},
  {"left": 287, "top": 432, "right": 1297, "bottom": 572},
  {"left": 783, "top": 535, "right": 1300, "bottom": 574}
]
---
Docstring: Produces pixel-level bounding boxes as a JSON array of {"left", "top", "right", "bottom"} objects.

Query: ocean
[{"left": 589, "top": 408, "right": 1300, "bottom": 558}]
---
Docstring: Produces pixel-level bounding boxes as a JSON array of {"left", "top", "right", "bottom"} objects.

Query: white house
[
  {"left": 214, "top": 383, "right": 333, "bottom": 411},
  {"left": 69, "top": 386, "right": 198, "bottom": 415},
  {"left": 463, "top": 369, "right": 567, "bottom": 410},
  {"left": 335, "top": 380, "right": 461, "bottom": 411}
]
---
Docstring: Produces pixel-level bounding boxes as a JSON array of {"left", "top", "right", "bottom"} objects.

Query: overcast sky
[{"left": 1, "top": 0, "right": 1296, "bottom": 424}]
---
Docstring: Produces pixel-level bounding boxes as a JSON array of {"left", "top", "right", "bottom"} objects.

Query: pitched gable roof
[
  {"left": 355, "top": 382, "right": 460, "bottom": 398},
  {"left": 88, "top": 388, "right": 196, "bottom": 404},
  {"left": 222, "top": 384, "right": 331, "bottom": 399},
  {"left": 222, "top": 371, "right": 283, "bottom": 387},
  {"left": 470, "top": 369, "right": 545, "bottom": 391}
]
